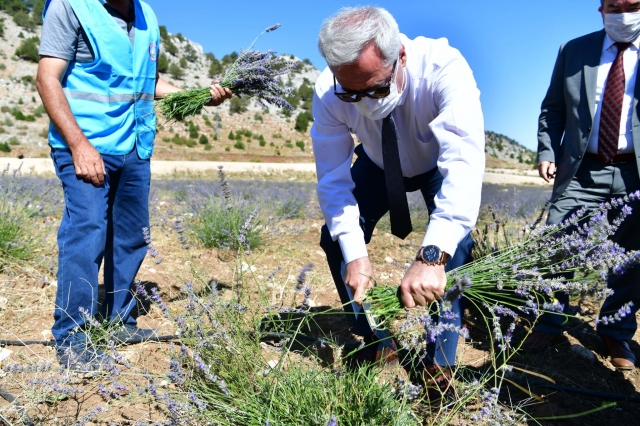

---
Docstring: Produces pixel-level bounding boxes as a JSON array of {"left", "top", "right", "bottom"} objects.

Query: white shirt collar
[{"left": 603, "top": 32, "right": 640, "bottom": 52}]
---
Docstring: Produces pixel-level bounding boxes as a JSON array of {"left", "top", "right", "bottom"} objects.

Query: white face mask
[
  {"left": 604, "top": 12, "right": 640, "bottom": 43},
  {"left": 354, "top": 63, "right": 405, "bottom": 120}
]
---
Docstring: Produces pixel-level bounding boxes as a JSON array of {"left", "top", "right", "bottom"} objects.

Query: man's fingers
[
  {"left": 538, "top": 163, "right": 549, "bottom": 181},
  {"left": 400, "top": 291, "right": 415, "bottom": 309},
  {"left": 548, "top": 163, "right": 556, "bottom": 177},
  {"left": 352, "top": 286, "right": 366, "bottom": 306}
]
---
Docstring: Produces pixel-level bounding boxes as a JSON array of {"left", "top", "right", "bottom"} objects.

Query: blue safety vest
[{"left": 43, "top": 0, "right": 159, "bottom": 159}]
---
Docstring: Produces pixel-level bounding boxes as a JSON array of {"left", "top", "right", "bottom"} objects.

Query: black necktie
[{"left": 381, "top": 114, "right": 412, "bottom": 239}]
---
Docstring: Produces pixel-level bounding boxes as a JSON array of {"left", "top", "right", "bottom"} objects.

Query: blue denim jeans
[
  {"left": 319, "top": 145, "right": 474, "bottom": 366},
  {"left": 51, "top": 147, "right": 150, "bottom": 347}
]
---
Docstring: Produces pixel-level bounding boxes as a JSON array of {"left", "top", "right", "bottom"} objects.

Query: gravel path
[{"left": 2, "top": 158, "right": 551, "bottom": 185}]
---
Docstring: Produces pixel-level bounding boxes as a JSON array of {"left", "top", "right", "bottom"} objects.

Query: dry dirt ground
[
  {"left": 0, "top": 175, "right": 637, "bottom": 426},
  {"left": 0, "top": 157, "right": 550, "bottom": 187}
]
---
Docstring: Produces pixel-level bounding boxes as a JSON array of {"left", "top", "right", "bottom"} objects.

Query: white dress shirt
[
  {"left": 311, "top": 34, "right": 485, "bottom": 264},
  {"left": 586, "top": 33, "right": 640, "bottom": 154}
]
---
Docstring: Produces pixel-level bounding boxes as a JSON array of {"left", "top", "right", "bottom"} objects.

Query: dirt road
[{"left": 2, "top": 158, "right": 550, "bottom": 185}]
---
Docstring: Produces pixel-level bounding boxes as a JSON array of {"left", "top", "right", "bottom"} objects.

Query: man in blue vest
[{"left": 36, "top": 0, "right": 232, "bottom": 369}]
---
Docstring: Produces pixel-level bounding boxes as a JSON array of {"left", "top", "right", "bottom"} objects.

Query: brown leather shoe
[
  {"left": 601, "top": 335, "right": 636, "bottom": 370},
  {"left": 521, "top": 331, "right": 566, "bottom": 352},
  {"left": 420, "top": 364, "right": 453, "bottom": 401},
  {"left": 351, "top": 335, "right": 399, "bottom": 368}
]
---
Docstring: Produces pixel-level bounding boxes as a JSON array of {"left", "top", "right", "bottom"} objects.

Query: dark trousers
[
  {"left": 534, "top": 156, "right": 640, "bottom": 341},
  {"left": 320, "top": 145, "right": 474, "bottom": 366}
]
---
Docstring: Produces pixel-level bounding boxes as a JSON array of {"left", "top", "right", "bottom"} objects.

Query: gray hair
[{"left": 318, "top": 6, "right": 401, "bottom": 69}]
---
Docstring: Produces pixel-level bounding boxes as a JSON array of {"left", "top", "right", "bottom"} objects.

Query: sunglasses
[{"left": 333, "top": 59, "right": 398, "bottom": 103}]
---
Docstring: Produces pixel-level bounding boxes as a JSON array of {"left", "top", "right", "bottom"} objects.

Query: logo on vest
[{"left": 149, "top": 43, "right": 157, "bottom": 62}]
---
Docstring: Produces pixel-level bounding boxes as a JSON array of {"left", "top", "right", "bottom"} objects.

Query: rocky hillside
[
  {"left": 0, "top": 8, "right": 535, "bottom": 168},
  {"left": 485, "top": 131, "right": 536, "bottom": 169}
]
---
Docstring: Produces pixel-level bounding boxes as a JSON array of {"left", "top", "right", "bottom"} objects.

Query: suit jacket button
[
  {"left": 587, "top": 127, "right": 592, "bottom": 132},
  {"left": 578, "top": 155, "right": 582, "bottom": 159}
]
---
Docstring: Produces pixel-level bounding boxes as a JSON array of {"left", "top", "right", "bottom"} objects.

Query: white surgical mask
[
  {"left": 604, "top": 12, "right": 640, "bottom": 43},
  {"left": 354, "top": 63, "right": 406, "bottom": 120}
]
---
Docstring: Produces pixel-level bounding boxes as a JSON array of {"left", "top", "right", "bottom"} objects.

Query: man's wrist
[{"left": 415, "top": 245, "right": 449, "bottom": 266}]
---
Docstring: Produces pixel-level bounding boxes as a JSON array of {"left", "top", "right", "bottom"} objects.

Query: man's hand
[
  {"left": 206, "top": 81, "right": 233, "bottom": 107},
  {"left": 71, "top": 140, "right": 106, "bottom": 186},
  {"left": 538, "top": 161, "right": 556, "bottom": 183},
  {"left": 344, "top": 256, "right": 375, "bottom": 306},
  {"left": 400, "top": 261, "right": 446, "bottom": 309}
]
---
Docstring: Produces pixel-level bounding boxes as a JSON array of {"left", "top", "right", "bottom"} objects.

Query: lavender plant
[
  {"left": 0, "top": 164, "right": 60, "bottom": 271},
  {"left": 157, "top": 24, "right": 300, "bottom": 122},
  {"left": 136, "top": 269, "right": 420, "bottom": 426},
  {"left": 366, "top": 193, "right": 640, "bottom": 355},
  {"left": 189, "top": 166, "right": 263, "bottom": 251}
]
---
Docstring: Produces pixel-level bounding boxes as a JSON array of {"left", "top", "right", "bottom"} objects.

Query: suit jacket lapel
[{"left": 585, "top": 30, "right": 606, "bottom": 120}]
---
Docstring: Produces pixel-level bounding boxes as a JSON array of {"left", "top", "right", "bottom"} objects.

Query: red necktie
[{"left": 598, "top": 42, "right": 632, "bottom": 163}]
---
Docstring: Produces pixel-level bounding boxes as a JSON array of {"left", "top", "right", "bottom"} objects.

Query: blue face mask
[{"left": 604, "top": 12, "right": 640, "bottom": 43}]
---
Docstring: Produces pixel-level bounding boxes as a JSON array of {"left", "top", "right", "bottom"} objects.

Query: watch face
[{"left": 422, "top": 245, "right": 442, "bottom": 263}]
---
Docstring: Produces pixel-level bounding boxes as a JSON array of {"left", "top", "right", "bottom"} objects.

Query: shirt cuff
[
  {"left": 338, "top": 232, "right": 369, "bottom": 264},
  {"left": 421, "top": 220, "right": 469, "bottom": 259}
]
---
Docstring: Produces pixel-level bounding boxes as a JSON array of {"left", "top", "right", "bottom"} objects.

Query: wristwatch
[{"left": 416, "top": 245, "right": 449, "bottom": 266}]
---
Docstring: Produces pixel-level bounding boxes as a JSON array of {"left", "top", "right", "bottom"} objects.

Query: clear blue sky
[{"left": 147, "top": 0, "right": 605, "bottom": 151}]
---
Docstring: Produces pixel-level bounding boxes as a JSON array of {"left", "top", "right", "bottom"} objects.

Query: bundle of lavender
[
  {"left": 365, "top": 193, "right": 640, "bottom": 352},
  {"left": 157, "top": 24, "right": 299, "bottom": 122}
]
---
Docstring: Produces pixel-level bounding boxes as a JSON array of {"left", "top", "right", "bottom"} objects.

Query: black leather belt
[{"left": 584, "top": 152, "right": 637, "bottom": 164}]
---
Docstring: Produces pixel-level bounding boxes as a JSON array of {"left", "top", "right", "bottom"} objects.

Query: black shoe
[{"left": 112, "top": 324, "right": 159, "bottom": 344}]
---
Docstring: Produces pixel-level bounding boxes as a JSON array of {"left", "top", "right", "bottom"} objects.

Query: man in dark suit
[{"left": 532, "top": 0, "right": 640, "bottom": 370}]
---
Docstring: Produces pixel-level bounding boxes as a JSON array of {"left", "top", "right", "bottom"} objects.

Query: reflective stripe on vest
[
  {"left": 64, "top": 89, "right": 156, "bottom": 104},
  {"left": 45, "top": 0, "right": 159, "bottom": 159}
]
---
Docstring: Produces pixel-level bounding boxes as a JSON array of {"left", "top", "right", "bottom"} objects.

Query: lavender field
[{"left": 1, "top": 168, "right": 639, "bottom": 426}]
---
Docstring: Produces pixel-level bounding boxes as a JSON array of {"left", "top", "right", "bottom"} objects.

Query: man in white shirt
[
  {"left": 533, "top": 0, "right": 640, "bottom": 370},
  {"left": 312, "top": 6, "right": 485, "bottom": 391}
]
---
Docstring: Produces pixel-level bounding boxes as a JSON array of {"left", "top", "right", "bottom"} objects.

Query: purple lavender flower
[{"left": 295, "top": 263, "right": 314, "bottom": 290}]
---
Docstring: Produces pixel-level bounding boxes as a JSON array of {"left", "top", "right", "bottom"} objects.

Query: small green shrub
[
  {"left": 12, "top": 11, "right": 34, "bottom": 31},
  {"left": 179, "top": 57, "right": 187, "bottom": 69},
  {"left": 0, "top": 142, "right": 9, "bottom": 152},
  {"left": 233, "top": 141, "right": 245, "bottom": 150},
  {"left": 15, "top": 37, "right": 40, "bottom": 63},
  {"left": 159, "top": 25, "right": 168, "bottom": 40},
  {"left": 158, "top": 53, "right": 169, "bottom": 73},
  {"left": 33, "top": 104, "right": 45, "bottom": 118},
  {"left": 199, "top": 134, "right": 209, "bottom": 145},
  {"left": 164, "top": 38, "right": 178, "bottom": 56},
  {"left": 171, "top": 134, "right": 196, "bottom": 147},
  {"left": 295, "top": 111, "right": 314, "bottom": 133},
  {"left": 295, "top": 140, "right": 305, "bottom": 151},
  {"left": 229, "top": 97, "right": 249, "bottom": 114},
  {"left": 259, "top": 140, "right": 266, "bottom": 147},
  {"left": 7, "top": 136, "right": 19, "bottom": 145},
  {"left": 168, "top": 62, "right": 184, "bottom": 79},
  {"left": 228, "top": 131, "right": 235, "bottom": 140}
]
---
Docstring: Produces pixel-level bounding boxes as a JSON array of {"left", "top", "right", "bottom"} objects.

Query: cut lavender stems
[
  {"left": 365, "top": 193, "right": 640, "bottom": 352},
  {"left": 157, "top": 24, "right": 300, "bottom": 122}
]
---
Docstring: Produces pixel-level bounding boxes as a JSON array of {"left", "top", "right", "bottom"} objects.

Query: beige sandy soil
[{"left": 2, "top": 157, "right": 551, "bottom": 186}]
